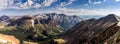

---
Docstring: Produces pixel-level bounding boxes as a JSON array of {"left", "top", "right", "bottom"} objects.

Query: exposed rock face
[
  {"left": 34, "top": 13, "right": 83, "bottom": 30},
  {"left": 61, "top": 14, "right": 120, "bottom": 44}
]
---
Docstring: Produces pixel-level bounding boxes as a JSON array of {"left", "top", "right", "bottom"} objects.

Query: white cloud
[
  {"left": 115, "top": 0, "right": 120, "bottom": 2},
  {"left": 60, "top": 0, "right": 76, "bottom": 7},
  {"left": 0, "top": 0, "right": 77, "bottom": 10},
  {"left": 93, "top": 1, "right": 102, "bottom": 5},
  {"left": 33, "top": 3, "right": 41, "bottom": 8},
  {"left": 0, "top": 0, "right": 57, "bottom": 10},
  {"left": 88, "top": 0, "right": 92, "bottom": 3},
  {"left": 42, "top": 0, "right": 56, "bottom": 7},
  {"left": 11, "top": 0, "right": 41, "bottom": 9},
  {"left": 0, "top": 0, "right": 8, "bottom": 10},
  {"left": 14, "top": 0, "right": 57, "bottom": 9}
]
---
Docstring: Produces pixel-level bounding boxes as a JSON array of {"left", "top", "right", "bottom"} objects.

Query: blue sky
[{"left": 0, "top": 0, "right": 120, "bottom": 16}]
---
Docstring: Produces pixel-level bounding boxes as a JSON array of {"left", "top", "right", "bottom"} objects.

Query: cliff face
[{"left": 62, "top": 14, "right": 120, "bottom": 44}]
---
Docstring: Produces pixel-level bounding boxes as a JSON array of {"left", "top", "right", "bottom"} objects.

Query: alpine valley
[{"left": 1, "top": 13, "right": 120, "bottom": 44}]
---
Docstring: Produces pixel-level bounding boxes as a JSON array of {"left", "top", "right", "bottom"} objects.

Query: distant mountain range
[
  {"left": 60, "top": 14, "right": 120, "bottom": 44},
  {"left": 1, "top": 13, "right": 83, "bottom": 30}
]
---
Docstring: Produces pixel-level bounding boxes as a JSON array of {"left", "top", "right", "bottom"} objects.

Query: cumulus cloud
[
  {"left": 0, "top": 0, "right": 77, "bottom": 10},
  {"left": 10, "top": 0, "right": 41, "bottom": 9},
  {"left": 0, "top": 0, "right": 57, "bottom": 10},
  {"left": 17, "top": 0, "right": 42, "bottom": 9}
]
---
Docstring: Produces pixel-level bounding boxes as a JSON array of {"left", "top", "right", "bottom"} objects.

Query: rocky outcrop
[{"left": 61, "top": 14, "right": 120, "bottom": 44}]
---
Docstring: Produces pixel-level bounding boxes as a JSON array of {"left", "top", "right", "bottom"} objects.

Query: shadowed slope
[{"left": 61, "top": 14, "right": 120, "bottom": 44}]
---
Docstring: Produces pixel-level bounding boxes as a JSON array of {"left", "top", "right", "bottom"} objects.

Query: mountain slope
[
  {"left": 2, "top": 15, "right": 64, "bottom": 44},
  {"left": 61, "top": 14, "right": 120, "bottom": 44}
]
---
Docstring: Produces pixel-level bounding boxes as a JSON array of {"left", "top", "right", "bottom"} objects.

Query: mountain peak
[
  {"left": 107, "top": 14, "right": 116, "bottom": 16},
  {"left": 106, "top": 14, "right": 119, "bottom": 18},
  {"left": 100, "top": 14, "right": 120, "bottom": 22}
]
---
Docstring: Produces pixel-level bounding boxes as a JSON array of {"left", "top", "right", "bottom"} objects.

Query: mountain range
[
  {"left": 2, "top": 13, "right": 120, "bottom": 44},
  {"left": 6, "top": 13, "right": 83, "bottom": 30},
  {"left": 0, "top": 13, "right": 83, "bottom": 44}
]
